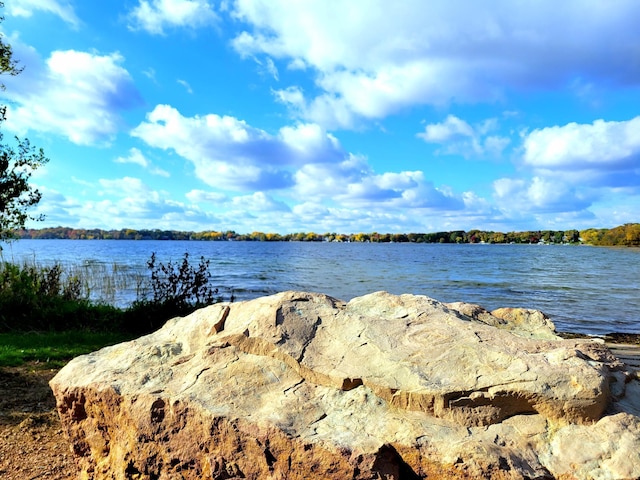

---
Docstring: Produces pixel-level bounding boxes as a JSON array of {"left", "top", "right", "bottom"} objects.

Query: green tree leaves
[{"left": 0, "top": 2, "right": 48, "bottom": 242}]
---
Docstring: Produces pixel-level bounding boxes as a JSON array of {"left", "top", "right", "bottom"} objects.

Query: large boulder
[{"left": 50, "top": 291, "right": 640, "bottom": 479}]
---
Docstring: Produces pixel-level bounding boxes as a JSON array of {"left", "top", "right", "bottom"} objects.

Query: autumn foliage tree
[
  {"left": 0, "top": 2, "right": 48, "bottom": 242},
  {"left": 580, "top": 224, "right": 640, "bottom": 247}
]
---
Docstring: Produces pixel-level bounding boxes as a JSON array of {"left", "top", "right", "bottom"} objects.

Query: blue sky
[{"left": 2, "top": 0, "right": 639, "bottom": 234}]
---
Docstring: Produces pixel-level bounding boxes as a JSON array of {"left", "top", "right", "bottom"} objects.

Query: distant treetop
[{"left": 11, "top": 224, "right": 640, "bottom": 246}]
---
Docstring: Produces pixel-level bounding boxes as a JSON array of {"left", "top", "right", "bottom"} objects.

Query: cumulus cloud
[
  {"left": 30, "top": 185, "right": 85, "bottom": 227},
  {"left": 186, "top": 189, "right": 228, "bottom": 204},
  {"left": 482, "top": 115, "right": 640, "bottom": 222},
  {"left": 131, "top": 104, "right": 347, "bottom": 191},
  {"left": 232, "top": 0, "right": 640, "bottom": 128},
  {"left": 492, "top": 176, "right": 593, "bottom": 216},
  {"left": 291, "top": 156, "right": 366, "bottom": 199},
  {"left": 127, "top": 0, "right": 218, "bottom": 35},
  {"left": 7, "top": 0, "right": 79, "bottom": 26},
  {"left": 516, "top": 116, "right": 640, "bottom": 217},
  {"left": 93, "top": 177, "right": 214, "bottom": 228},
  {"left": 288, "top": 202, "right": 421, "bottom": 234},
  {"left": 273, "top": 86, "right": 305, "bottom": 107},
  {"left": 34, "top": 170, "right": 493, "bottom": 234},
  {"left": 419, "top": 115, "right": 475, "bottom": 143},
  {"left": 99, "top": 177, "right": 161, "bottom": 200},
  {"left": 114, "top": 148, "right": 170, "bottom": 177},
  {"left": 130, "top": 104, "right": 473, "bottom": 228},
  {"left": 337, "top": 171, "right": 463, "bottom": 210},
  {"left": 4, "top": 48, "right": 142, "bottom": 145},
  {"left": 32, "top": 180, "right": 217, "bottom": 231},
  {"left": 523, "top": 117, "right": 640, "bottom": 178},
  {"left": 230, "top": 192, "right": 290, "bottom": 212},
  {"left": 417, "top": 115, "right": 511, "bottom": 158},
  {"left": 293, "top": 157, "right": 464, "bottom": 211}
]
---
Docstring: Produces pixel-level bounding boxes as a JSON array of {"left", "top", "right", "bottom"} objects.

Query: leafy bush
[
  {"left": 146, "top": 252, "right": 219, "bottom": 307},
  {"left": 124, "top": 252, "right": 221, "bottom": 334}
]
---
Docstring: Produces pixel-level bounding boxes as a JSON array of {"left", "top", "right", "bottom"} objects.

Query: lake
[{"left": 2, "top": 239, "right": 639, "bottom": 335}]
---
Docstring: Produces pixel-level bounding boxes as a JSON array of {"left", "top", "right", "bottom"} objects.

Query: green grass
[{"left": 0, "top": 331, "right": 137, "bottom": 368}]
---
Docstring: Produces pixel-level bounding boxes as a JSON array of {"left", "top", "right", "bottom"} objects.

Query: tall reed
[{"left": 0, "top": 253, "right": 222, "bottom": 334}]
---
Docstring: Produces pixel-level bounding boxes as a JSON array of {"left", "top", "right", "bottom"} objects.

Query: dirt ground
[
  {"left": 1, "top": 334, "right": 639, "bottom": 480},
  {"left": 0, "top": 364, "right": 78, "bottom": 479}
]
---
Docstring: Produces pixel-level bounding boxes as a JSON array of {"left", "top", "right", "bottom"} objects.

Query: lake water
[{"left": 2, "top": 239, "right": 639, "bottom": 335}]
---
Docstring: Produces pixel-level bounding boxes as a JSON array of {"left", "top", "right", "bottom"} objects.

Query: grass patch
[{"left": 0, "top": 330, "right": 137, "bottom": 368}]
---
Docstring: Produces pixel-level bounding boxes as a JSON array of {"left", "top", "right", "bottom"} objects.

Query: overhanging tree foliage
[{"left": 0, "top": 2, "right": 48, "bottom": 242}]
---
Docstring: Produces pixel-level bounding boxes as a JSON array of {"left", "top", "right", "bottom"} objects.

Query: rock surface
[{"left": 50, "top": 291, "right": 640, "bottom": 479}]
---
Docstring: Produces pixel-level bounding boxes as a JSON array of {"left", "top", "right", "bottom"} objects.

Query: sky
[{"left": 1, "top": 0, "right": 639, "bottom": 234}]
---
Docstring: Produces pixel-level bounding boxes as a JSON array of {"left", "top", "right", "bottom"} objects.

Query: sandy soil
[{"left": 0, "top": 364, "right": 78, "bottom": 479}]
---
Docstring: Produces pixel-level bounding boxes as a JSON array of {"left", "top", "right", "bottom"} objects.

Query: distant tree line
[
  {"left": 11, "top": 224, "right": 639, "bottom": 246},
  {"left": 579, "top": 224, "right": 640, "bottom": 247}
]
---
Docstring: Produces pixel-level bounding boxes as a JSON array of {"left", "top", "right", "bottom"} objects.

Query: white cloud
[
  {"left": 230, "top": 192, "right": 290, "bottom": 212},
  {"left": 127, "top": 0, "right": 218, "bottom": 35},
  {"left": 130, "top": 105, "right": 474, "bottom": 228},
  {"left": 483, "top": 136, "right": 511, "bottom": 158},
  {"left": 143, "top": 68, "right": 157, "bottom": 82},
  {"left": 186, "top": 189, "right": 228, "bottom": 204},
  {"left": 274, "top": 61, "right": 472, "bottom": 128},
  {"left": 187, "top": 190, "right": 293, "bottom": 219},
  {"left": 291, "top": 158, "right": 360, "bottom": 199},
  {"left": 587, "top": 202, "right": 640, "bottom": 229},
  {"left": 418, "top": 115, "right": 510, "bottom": 158},
  {"left": 273, "top": 86, "right": 305, "bottom": 108},
  {"left": 253, "top": 56, "right": 279, "bottom": 80},
  {"left": 232, "top": 0, "right": 640, "bottom": 128},
  {"left": 390, "top": 175, "right": 464, "bottom": 210},
  {"left": 177, "top": 79, "right": 193, "bottom": 93},
  {"left": 92, "top": 177, "right": 215, "bottom": 228},
  {"left": 33, "top": 175, "right": 491, "bottom": 234},
  {"left": 293, "top": 157, "right": 463, "bottom": 211},
  {"left": 488, "top": 117, "right": 640, "bottom": 221},
  {"left": 131, "top": 104, "right": 348, "bottom": 191},
  {"left": 114, "top": 148, "right": 170, "bottom": 177},
  {"left": 418, "top": 115, "right": 475, "bottom": 143},
  {"left": 518, "top": 116, "right": 640, "bottom": 204},
  {"left": 29, "top": 185, "right": 84, "bottom": 227},
  {"left": 286, "top": 202, "right": 419, "bottom": 234},
  {"left": 264, "top": 57, "right": 279, "bottom": 81},
  {"left": 492, "top": 176, "right": 592, "bottom": 215},
  {"left": 523, "top": 117, "right": 640, "bottom": 176},
  {"left": 7, "top": 0, "right": 79, "bottom": 26},
  {"left": 115, "top": 148, "right": 148, "bottom": 168},
  {"left": 4, "top": 48, "right": 142, "bottom": 145},
  {"left": 99, "top": 177, "right": 160, "bottom": 200},
  {"left": 32, "top": 181, "right": 217, "bottom": 231},
  {"left": 278, "top": 123, "right": 342, "bottom": 162}
]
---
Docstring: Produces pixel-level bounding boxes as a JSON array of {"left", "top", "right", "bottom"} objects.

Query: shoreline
[{"left": 558, "top": 331, "right": 640, "bottom": 343}]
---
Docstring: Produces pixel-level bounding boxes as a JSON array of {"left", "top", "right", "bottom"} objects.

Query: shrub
[
  {"left": 146, "top": 252, "right": 219, "bottom": 307},
  {"left": 123, "top": 252, "right": 222, "bottom": 334},
  {"left": 0, "top": 253, "right": 223, "bottom": 335}
]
